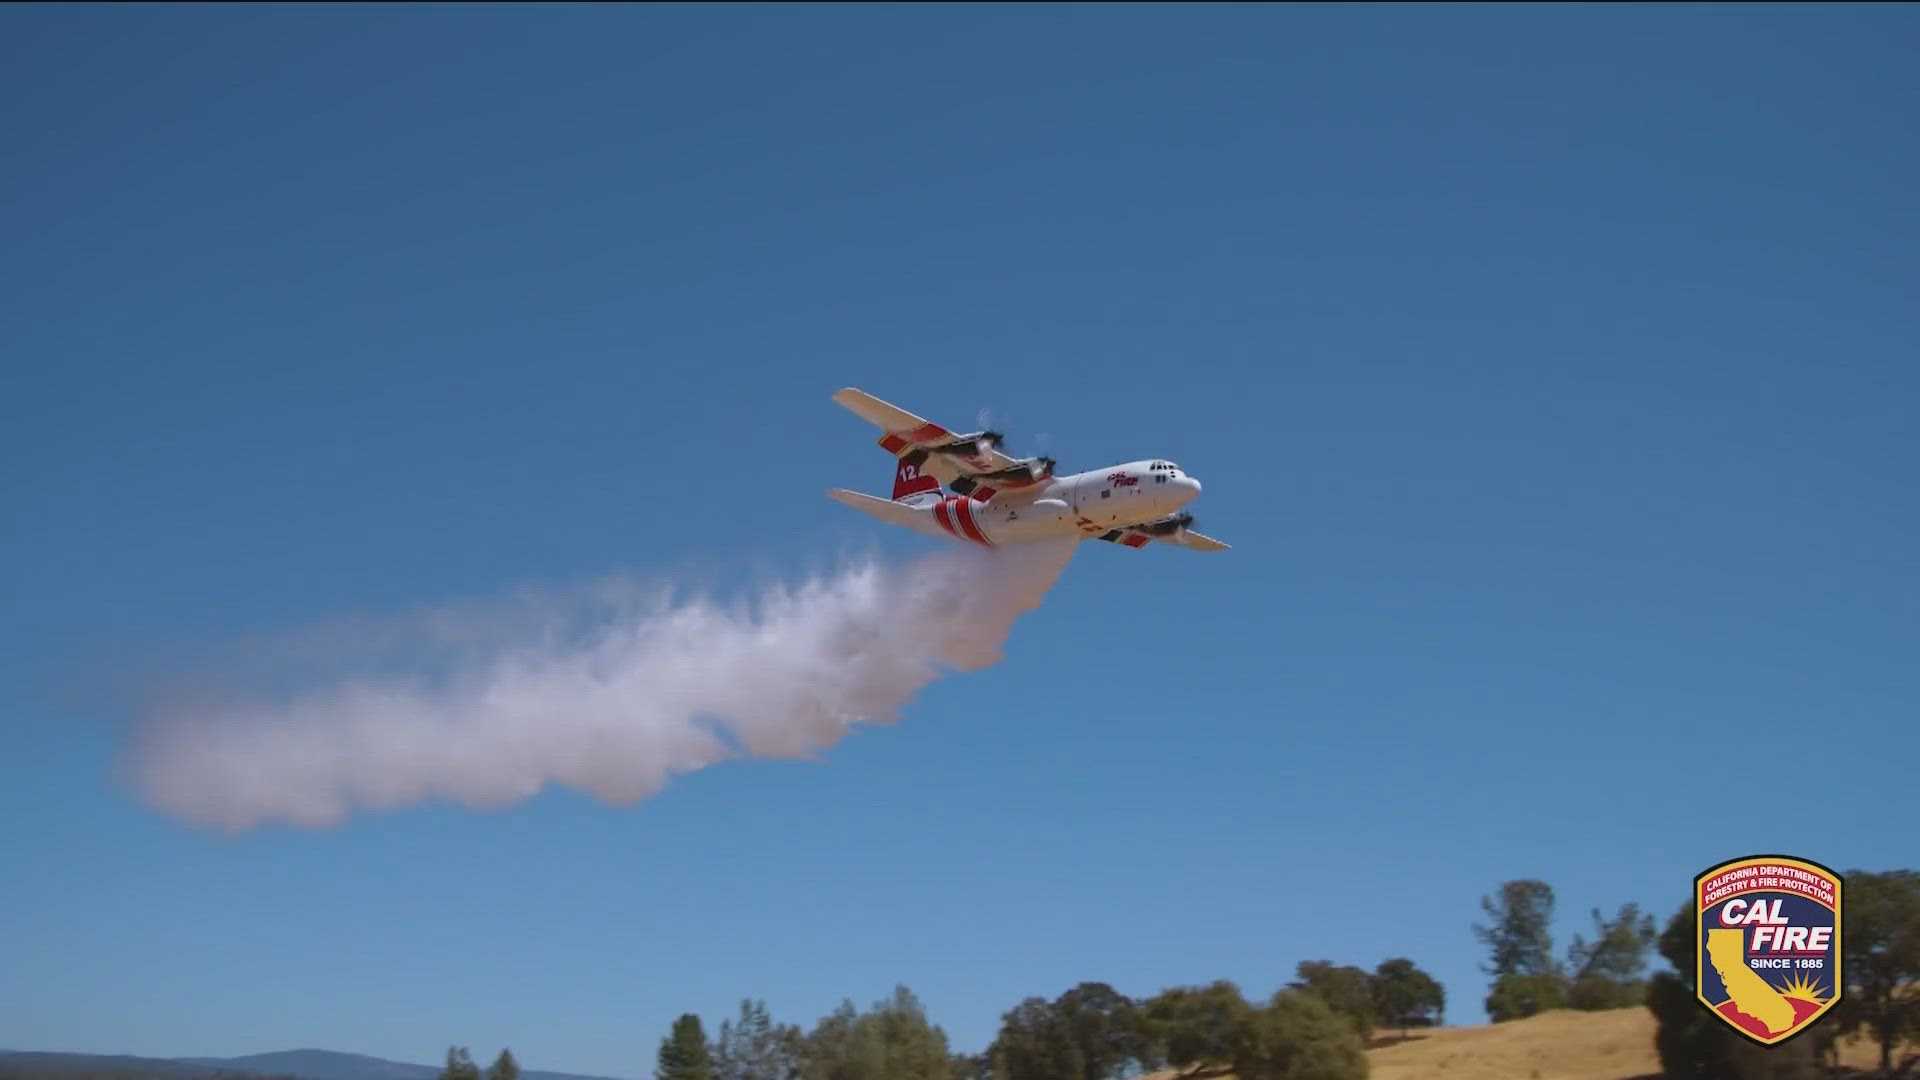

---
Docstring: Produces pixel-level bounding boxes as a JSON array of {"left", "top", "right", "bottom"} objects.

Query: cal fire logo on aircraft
[{"left": 1695, "top": 855, "right": 1843, "bottom": 1046}]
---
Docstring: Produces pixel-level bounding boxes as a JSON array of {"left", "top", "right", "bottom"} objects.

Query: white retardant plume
[{"left": 130, "top": 539, "right": 1077, "bottom": 829}]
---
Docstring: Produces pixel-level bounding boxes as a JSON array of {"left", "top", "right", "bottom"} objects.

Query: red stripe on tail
[
  {"left": 950, "top": 497, "right": 992, "bottom": 546},
  {"left": 932, "top": 498, "right": 958, "bottom": 538}
]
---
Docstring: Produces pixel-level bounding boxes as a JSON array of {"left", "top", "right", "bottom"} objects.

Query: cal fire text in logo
[{"left": 1717, "top": 899, "right": 1832, "bottom": 968}]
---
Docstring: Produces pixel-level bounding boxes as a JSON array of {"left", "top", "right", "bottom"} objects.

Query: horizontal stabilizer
[{"left": 827, "top": 488, "right": 948, "bottom": 539}]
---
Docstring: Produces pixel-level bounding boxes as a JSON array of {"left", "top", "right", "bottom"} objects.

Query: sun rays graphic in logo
[{"left": 1778, "top": 970, "right": 1831, "bottom": 1010}]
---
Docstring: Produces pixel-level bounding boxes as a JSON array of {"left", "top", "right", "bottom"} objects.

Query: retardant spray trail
[{"left": 130, "top": 540, "right": 1077, "bottom": 829}]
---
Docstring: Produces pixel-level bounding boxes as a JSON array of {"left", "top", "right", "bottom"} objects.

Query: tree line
[
  {"left": 1473, "top": 879, "right": 1662, "bottom": 1019},
  {"left": 434, "top": 866, "right": 1914, "bottom": 1080},
  {"left": 644, "top": 958, "right": 1441, "bottom": 1080}
]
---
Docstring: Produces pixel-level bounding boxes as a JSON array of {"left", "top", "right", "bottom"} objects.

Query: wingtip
[{"left": 1182, "top": 531, "right": 1231, "bottom": 552}]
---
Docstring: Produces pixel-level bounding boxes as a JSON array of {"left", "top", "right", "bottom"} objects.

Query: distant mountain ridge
[
  {"left": 0, "top": 1051, "right": 236, "bottom": 1080},
  {"left": 177, "top": 1050, "right": 628, "bottom": 1080},
  {"left": 0, "top": 1049, "right": 630, "bottom": 1080}
]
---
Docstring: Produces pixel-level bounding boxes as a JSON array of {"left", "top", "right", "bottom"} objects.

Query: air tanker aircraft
[{"left": 828, "top": 388, "right": 1229, "bottom": 552}]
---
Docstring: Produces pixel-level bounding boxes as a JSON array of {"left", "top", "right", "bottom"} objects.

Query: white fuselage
[{"left": 907, "top": 459, "right": 1201, "bottom": 546}]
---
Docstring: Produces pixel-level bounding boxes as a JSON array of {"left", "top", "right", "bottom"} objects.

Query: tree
[
  {"left": 1833, "top": 869, "right": 1920, "bottom": 1073},
  {"left": 1484, "top": 973, "right": 1568, "bottom": 1023},
  {"left": 987, "top": 983, "right": 1146, "bottom": 1080},
  {"left": 1286, "top": 962, "right": 1375, "bottom": 1040},
  {"left": 1053, "top": 982, "right": 1142, "bottom": 1080},
  {"left": 798, "top": 986, "right": 950, "bottom": 1080},
  {"left": 486, "top": 1051, "right": 520, "bottom": 1080},
  {"left": 867, "top": 986, "right": 952, "bottom": 1080},
  {"left": 1475, "top": 879, "right": 1567, "bottom": 1021},
  {"left": 797, "top": 1000, "right": 866, "bottom": 1080},
  {"left": 1645, "top": 899, "right": 1820, "bottom": 1080},
  {"left": 1370, "top": 958, "right": 1445, "bottom": 1036},
  {"left": 989, "top": 997, "right": 1083, "bottom": 1080},
  {"left": 659, "top": 1014, "right": 717, "bottom": 1080},
  {"left": 1137, "top": 980, "right": 1252, "bottom": 1076},
  {"left": 440, "top": 1049, "right": 481, "bottom": 1080},
  {"left": 1227, "top": 991, "right": 1367, "bottom": 1080},
  {"left": 1566, "top": 903, "right": 1658, "bottom": 1010},
  {"left": 715, "top": 1000, "right": 800, "bottom": 1080},
  {"left": 1474, "top": 879, "right": 1559, "bottom": 979}
]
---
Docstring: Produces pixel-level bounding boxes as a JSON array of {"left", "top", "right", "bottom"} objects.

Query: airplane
[{"left": 827, "top": 387, "right": 1229, "bottom": 552}]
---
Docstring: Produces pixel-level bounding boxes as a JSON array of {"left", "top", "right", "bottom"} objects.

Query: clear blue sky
[{"left": 3, "top": 3, "right": 1915, "bottom": 1075}]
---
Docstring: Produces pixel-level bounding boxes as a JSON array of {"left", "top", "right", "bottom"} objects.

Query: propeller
[
  {"left": 1032, "top": 431, "right": 1061, "bottom": 478},
  {"left": 969, "top": 407, "right": 1006, "bottom": 451},
  {"left": 975, "top": 406, "right": 1053, "bottom": 469}
]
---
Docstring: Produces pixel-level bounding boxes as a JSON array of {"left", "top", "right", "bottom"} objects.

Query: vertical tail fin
[{"left": 891, "top": 450, "right": 941, "bottom": 501}]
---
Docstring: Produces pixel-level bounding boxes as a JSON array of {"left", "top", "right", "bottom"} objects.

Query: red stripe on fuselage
[
  {"left": 950, "top": 497, "right": 991, "bottom": 546},
  {"left": 932, "top": 498, "right": 958, "bottom": 538}
]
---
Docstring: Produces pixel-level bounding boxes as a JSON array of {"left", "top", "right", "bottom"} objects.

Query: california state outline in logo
[{"left": 1695, "top": 854, "right": 1843, "bottom": 1045}]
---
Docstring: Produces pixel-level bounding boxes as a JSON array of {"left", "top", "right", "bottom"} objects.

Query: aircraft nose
[{"left": 1176, "top": 475, "right": 1201, "bottom": 501}]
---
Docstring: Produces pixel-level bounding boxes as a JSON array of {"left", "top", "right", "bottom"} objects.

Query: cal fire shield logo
[{"left": 1695, "top": 855, "right": 1843, "bottom": 1045}]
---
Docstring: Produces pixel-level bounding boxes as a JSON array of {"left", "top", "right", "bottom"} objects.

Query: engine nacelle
[
  {"left": 974, "top": 456, "right": 1056, "bottom": 485},
  {"left": 1135, "top": 512, "right": 1194, "bottom": 537},
  {"left": 928, "top": 430, "right": 1005, "bottom": 459}
]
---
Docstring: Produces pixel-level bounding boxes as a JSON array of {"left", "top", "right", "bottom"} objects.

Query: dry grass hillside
[
  {"left": 1367, "top": 1007, "right": 1665, "bottom": 1080},
  {"left": 1142, "top": 1006, "right": 1893, "bottom": 1080}
]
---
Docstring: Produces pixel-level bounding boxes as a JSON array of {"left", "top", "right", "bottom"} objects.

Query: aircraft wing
[
  {"left": 832, "top": 387, "right": 1051, "bottom": 501},
  {"left": 1094, "top": 521, "right": 1231, "bottom": 552},
  {"left": 831, "top": 389, "right": 958, "bottom": 445},
  {"left": 1166, "top": 529, "right": 1231, "bottom": 552},
  {"left": 826, "top": 488, "right": 950, "bottom": 540}
]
